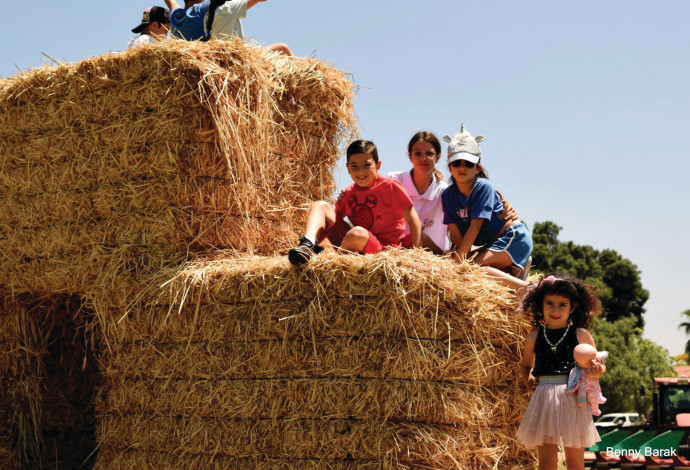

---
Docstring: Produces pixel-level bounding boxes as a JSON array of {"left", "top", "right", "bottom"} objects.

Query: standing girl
[
  {"left": 441, "top": 123, "right": 532, "bottom": 280},
  {"left": 516, "top": 274, "right": 605, "bottom": 470},
  {"left": 388, "top": 131, "right": 449, "bottom": 254}
]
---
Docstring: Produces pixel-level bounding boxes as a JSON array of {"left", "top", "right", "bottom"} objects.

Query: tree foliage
[
  {"left": 593, "top": 317, "right": 675, "bottom": 418},
  {"left": 531, "top": 221, "right": 649, "bottom": 327},
  {"left": 678, "top": 309, "right": 690, "bottom": 358},
  {"left": 530, "top": 221, "right": 672, "bottom": 417}
]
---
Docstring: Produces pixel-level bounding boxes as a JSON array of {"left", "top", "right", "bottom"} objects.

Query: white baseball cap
[{"left": 443, "top": 123, "right": 484, "bottom": 164}]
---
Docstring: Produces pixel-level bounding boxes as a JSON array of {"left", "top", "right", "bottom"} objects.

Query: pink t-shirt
[{"left": 334, "top": 175, "right": 413, "bottom": 247}]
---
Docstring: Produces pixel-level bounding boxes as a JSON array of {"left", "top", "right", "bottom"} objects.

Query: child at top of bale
[
  {"left": 205, "top": 0, "right": 293, "bottom": 55},
  {"left": 164, "top": 0, "right": 210, "bottom": 40},
  {"left": 128, "top": 6, "right": 171, "bottom": 49},
  {"left": 387, "top": 131, "right": 449, "bottom": 255},
  {"left": 441, "top": 123, "right": 533, "bottom": 281},
  {"left": 288, "top": 140, "right": 422, "bottom": 265},
  {"left": 516, "top": 273, "right": 605, "bottom": 469}
]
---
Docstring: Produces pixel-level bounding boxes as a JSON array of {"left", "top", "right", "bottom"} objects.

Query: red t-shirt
[{"left": 334, "top": 175, "right": 413, "bottom": 247}]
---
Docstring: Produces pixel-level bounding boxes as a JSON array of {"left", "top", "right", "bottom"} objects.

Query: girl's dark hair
[
  {"left": 408, "top": 131, "right": 443, "bottom": 182},
  {"left": 204, "top": 0, "right": 225, "bottom": 41},
  {"left": 346, "top": 139, "right": 378, "bottom": 163},
  {"left": 447, "top": 161, "right": 489, "bottom": 187},
  {"left": 520, "top": 272, "right": 602, "bottom": 329}
]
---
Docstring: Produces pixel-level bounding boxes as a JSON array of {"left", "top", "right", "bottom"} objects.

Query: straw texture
[
  {"left": 0, "top": 40, "right": 356, "bottom": 469},
  {"left": 94, "top": 250, "right": 536, "bottom": 469},
  {"left": 0, "top": 299, "right": 21, "bottom": 470},
  {"left": 0, "top": 296, "right": 98, "bottom": 469},
  {"left": 0, "top": 39, "right": 355, "bottom": 300},
  {"left": 0, "top": 40, "right": 536, "bottom": 469}
]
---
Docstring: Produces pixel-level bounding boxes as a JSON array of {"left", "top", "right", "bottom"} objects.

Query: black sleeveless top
[{"left": 532, "top": 326, "right": 578, "bottom": 376}]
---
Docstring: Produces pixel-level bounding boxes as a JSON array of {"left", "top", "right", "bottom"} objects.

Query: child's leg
[
  {"left": 476, "top": 223, "right": 532, "bottom": 275},
  {"left": 268, "top": 43, "right": 293, "bottom": 56},
  {"left": 563, "top": 446, "right": 585, "bottom": 470},
  {"left": 289, "top": 201, "right": 334, "bottom": 265},
  {"left": 339, "top": 227, "right": 384, "bottom": 254},
  {"left": 480, "top": 266, "right": 529, "bottom": 290},
  {"left": 401, "top": 232, "right": 442, "bottom": 254},
  {"left": 421, "top": 232, "right": 443, "bottom": 254},
  {"left": 339, "top": 227, "right": 370, "bottom": 253},
  {"left": 303, "top": 201, "right": 336, "bottom": 243},
  {"left": 473, "top": 250, "right": 513, "bottom": 269},
  {"left": 536, "top": 443, "right": 560, "bottom": 470}
]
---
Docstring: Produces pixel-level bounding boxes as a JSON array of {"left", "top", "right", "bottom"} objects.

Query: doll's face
[{"left": 573, "top": 343, "right": 597, "bottom": 368}]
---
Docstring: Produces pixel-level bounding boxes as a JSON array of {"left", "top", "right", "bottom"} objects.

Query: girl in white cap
[
  {"left": 389, "top": 130, "right": 519, "bottom": 255},
  {"left": 441, "top": 124, "right": 533, "bottom": 279}
]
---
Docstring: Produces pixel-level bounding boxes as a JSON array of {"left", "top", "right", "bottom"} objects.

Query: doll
[{"left": 567, "top": 343, "right": 608, "bottom": 416}]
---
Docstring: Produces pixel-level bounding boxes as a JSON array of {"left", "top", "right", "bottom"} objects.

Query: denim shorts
[{"left": 487, "top": 222, "right": 533, "bottom": 268}]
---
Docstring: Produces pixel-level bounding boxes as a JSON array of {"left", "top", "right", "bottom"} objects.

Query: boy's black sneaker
[{"left": 288, "top": 237, "right": 323, "bottom": 266}]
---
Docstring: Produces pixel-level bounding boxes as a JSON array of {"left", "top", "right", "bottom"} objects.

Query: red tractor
[{"left": 586, "top": 376, "right": 690, "bottom": 468}]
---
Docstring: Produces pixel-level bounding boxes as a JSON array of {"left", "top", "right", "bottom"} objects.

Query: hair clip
[{"left": 538, "top": 275, "right": 564, "bottom": 288}]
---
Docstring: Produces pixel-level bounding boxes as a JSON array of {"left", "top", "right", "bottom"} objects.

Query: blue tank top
[{"left": 532, "top": 326, "right": 578, "bottom": 376}]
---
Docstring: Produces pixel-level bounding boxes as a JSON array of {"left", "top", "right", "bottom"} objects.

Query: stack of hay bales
[
  {"left": 95, "top": 251, "right": 535, "bottom": 469},
  {"left": 0, "top": 39, "right": 354, "bottom": 300},
  {"left": 0, "top": 39, "right": 355, "bottom": 468},
  {"left": 0, "top": 39, "right": 536, "bottom": 469}
]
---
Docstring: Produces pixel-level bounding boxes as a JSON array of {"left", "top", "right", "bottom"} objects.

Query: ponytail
[
  {"left": 433, "top": 169, "right": 443, "bottom": 182},
  {"left": 204, "top": 0, "right": 224, "bottom": 41}
]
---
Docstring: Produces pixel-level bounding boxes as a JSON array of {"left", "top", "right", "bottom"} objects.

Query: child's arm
[
  {"left": 521, "top": 330, "right": 538, "bottom": 391},
  {"left": 452, "top": 218, "right": 483, "bottom": 261},
  {"left": 164, "top": 0, "right": 181, "bottom": 11},
  {"left": 402, "top": 206, "right": 422, "bottom": 248},
  {"left": 448, "top": 223, "right": 462, "bottom": 249},
  {"left": 499, "top": 198, "right": 519, "bottom": 223},
  {"left": 577, "top": 328, "right": 606, "bottom": 379}
]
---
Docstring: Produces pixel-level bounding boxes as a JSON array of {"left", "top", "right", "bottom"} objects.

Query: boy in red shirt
[{"left": 289, "top": 140, "right": 422, "bottom": 265}]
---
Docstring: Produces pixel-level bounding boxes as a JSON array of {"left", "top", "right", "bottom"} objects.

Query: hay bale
[
  {"left": 0, "top": 39, "right": 355, "bottom": 300},
  {"left": 0, "top": 296, "right": 98, "bottom": 469},
  {"left": 94, "top": 250, "right": 536, "bottom": 469},
  {"left": 0, "top": 300, "right": 21, "bottom": 470},
  {"left": 0, "top": 39, "right": 536, "bottom": 469}
]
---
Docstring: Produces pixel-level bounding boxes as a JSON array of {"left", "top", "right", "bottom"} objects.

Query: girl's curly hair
[{"left": 520, "top": 272, "right": 602, "bottom": 329}]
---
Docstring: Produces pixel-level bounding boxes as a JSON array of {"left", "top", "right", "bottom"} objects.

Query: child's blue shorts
[{"left": 486, "top": 222, "right": 533, "bottom": 268}]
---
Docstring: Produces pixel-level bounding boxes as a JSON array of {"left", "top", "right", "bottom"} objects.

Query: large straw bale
[
  {"left": 0, "top": 300, "right": 21, "bottom": 470},
  {"left": 0, "top": 39, "right": 356, "bottom": 299},
  {"left": 0, "top": 295, "right": 98, "bottom": 469},
  {"left": 95, "top": 250, "right": 536, "bottom": 469},
  {"left": 96, "top": 415, "right": 531, "bottom": 469}
]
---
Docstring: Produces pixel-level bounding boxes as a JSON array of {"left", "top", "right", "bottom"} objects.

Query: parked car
[{"left": 594, "top": 412, "right": 641, "bottom": 430}]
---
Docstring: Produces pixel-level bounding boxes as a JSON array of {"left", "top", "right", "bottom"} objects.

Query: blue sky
[{"left": 2, "top": 1, "right": 689, "bottom": 355}]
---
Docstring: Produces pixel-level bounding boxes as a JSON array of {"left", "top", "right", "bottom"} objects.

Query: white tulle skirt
[{"left": 516, "top": 379, "right": 600, "bottom": 449}]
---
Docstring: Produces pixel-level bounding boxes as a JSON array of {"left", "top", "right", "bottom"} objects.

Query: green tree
[
  {"left": 593, "top": 316, "right": 675, "bottom": 418},
  {"left": 678, "top": 309, "right": 690, "bottom": 358},
  {"left": 531, "top": 221, "right": 649, "bottom": 327}
]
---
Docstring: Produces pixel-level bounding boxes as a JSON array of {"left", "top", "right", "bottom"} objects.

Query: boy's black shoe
[{"left": 288, "top": 237, "right": 324, "bottom": 266}]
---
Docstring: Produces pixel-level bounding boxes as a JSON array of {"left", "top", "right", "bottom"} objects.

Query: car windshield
[{"left": 596, "top": 416, "right": 616, "bottom": 423}]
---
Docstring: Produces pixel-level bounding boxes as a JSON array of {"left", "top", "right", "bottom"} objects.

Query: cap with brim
[
  {"left": 132, "top": 6, "right": 170, "bottom": 33},
  {"left": 443, "top": 123, "right": 484, "bottom": 165},
  {"left": 448, "top": 152, "right": 480, "bottom": 165}
]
